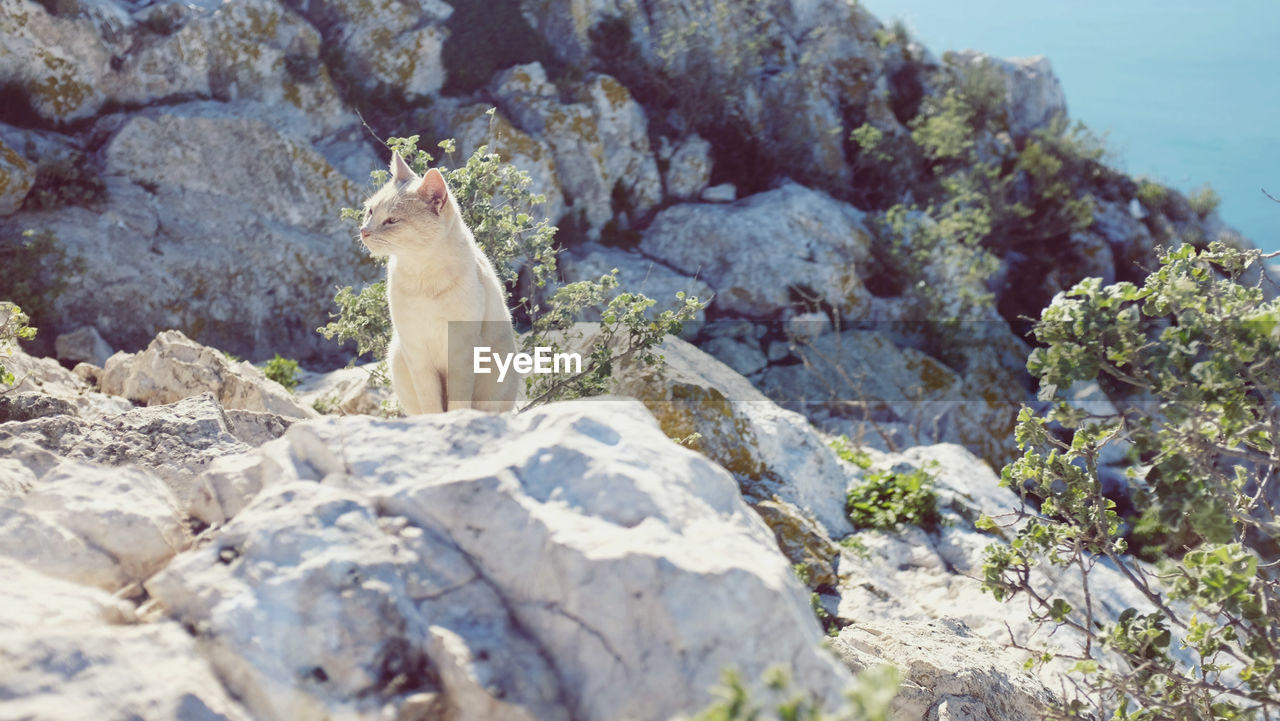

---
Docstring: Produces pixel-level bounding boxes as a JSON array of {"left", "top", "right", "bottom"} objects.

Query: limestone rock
[
  {"left": 100, "top": 330, "right": 314, "bottom": 419},
  {"left": 0, "top": 458, "right": 186, "bottom": 591},
  {"left": 147, "top": 400, "right": 854, "bottom": 721},
  {"left": 0, "top": 342, "right": 132, "bottom": 419},
  {"left": 558, "top": 242, "right": 713, "bottom": 323},
  {"left": 295, "top": 362, "right": 391, "bottom": 416},
  {"left": 282, "top": 0, "right": 451, "bottom": 101},
  {"left": 0, "top": 137, "right": 33, "bottom": 215},
  {"left": 0, "top": 104, "right": 373, "bottom": 362},
  {"left": 834, "top": 620, "right": 1056, "bottom": 721},
  {"left": 491, "top": 63, "right": 662, "bottom": 236},
  {"left": 659, "top": 133, "right": 712, "bottom": 200},
  {"left": 55, "top": 325, "right": 114, "bottom": 367},
  {"left": 949, "top": 51, "right": 1068, "bottom": 139},
  {"left": 606, "top": 333, "right": 856, "bottom": 538},
  {"left": 699, "top": 182, "right": 737, "bottom": 202},
  {"left": 0, "top": 0, "right": 113, "bottom": 121},
  {"left": 640, "top": 183, "right": 873, "bottom": 320}
]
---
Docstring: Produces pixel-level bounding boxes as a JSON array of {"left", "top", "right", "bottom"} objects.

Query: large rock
[
  {"left": 491, "top": 63, "right": 662, "bottom": 236},
  {"left": 145, "top": 400, "right": 855, "bottom": 721},
  {"left": 0, "top": 137, "right": 34, "bottom": 214},
  {"left": 54, "top": 325, "right": 114, "bottom": 367},
  {"left": 294, "top": 361, "right": 391, "bottom": 416},
  {"left": 100, "top": 329, "right": 315, "bottom": 418},
  {"left": 0, "top": 341, "right": 132, "bottom": 419},
  {"left": 658, "top": 133, "right": 712, "bottom": 201},
  {"left": 521, "top": 0, "right": 890, "bottom": 188},
  {"left": 639, "top": 183, "right": 873, "bottom": 319},
  {"left": 835, "top": 620, "right": 1056, "bottom": 721},
  {"left": 558, "top": 242, "right": 713, "bottom": 323},
  {"left": 281, "top": 0, "right": 451, "bottom": 101},
  {"left": 948, "top": 51, "right": 1068, "bottom": 139},
  {"left": 0, "top": 108, "right": 373, "bottom": 362},
  {"left": 757, "top": 329, "right": 1023, "bottom": 468},
  {"left": 0, "top": 0, "right": 114, "bottom": 121},
  {"left": 0, "top": 560, "right": 251, "bottom": 720},
  {"left": 0, "top": 458, "right": 187, "bottom": 591}
]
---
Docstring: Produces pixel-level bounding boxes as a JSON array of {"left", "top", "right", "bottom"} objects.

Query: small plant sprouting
[{"left": 264, "top": 354, "right": 302, "bottom": 391}]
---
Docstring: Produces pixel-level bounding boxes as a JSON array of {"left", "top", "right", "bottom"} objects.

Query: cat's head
[{"left": 358, "top": 151, "right": 457, "bottom": 257}]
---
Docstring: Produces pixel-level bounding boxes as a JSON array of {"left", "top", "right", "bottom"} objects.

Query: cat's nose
[{"left": 360, "top": 228, "right": 371, "bottom": 239}]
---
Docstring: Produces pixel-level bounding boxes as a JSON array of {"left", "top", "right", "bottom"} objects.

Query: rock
[
  {"left": 0, "top": 0, "right": 112, "bottom": 121},
  {"left": 948, "top": 51, "right": 1068, "bottom": 139},
  {"left": 0, "top": 342, "right": 132, "bottom": 419},
  {"left": 1092, "top": 199, "right": 1156, "bottom": 279},
  {"left": 0, "top": 137, "right": 33, "bottom": 214},
  {"left": 282, "top": 0, "right": 451, "bottom": 101},
  {"left": 115, "top": 0, "right": 354, "bottom": 139},
  {"left": 491, "top": 63, "right": 662, "bottom": 237},
  {"left": 757, "top": 330, "right": 1019, "bottom": 466},
  {"left": 700, "top": 336, "right": 767, "bottom": 377},
  {"left": 754, "top": 497, "right": 840, "bottom": 589},
  {"left": 834, "top": 620, "right": 1056, "bottom": 721},
  {"left": 0, "top": 104, "right": 373, "bottom": 363},
  {"left": 146, "top": 400, "right": 854, "bottom": 721},
  {"left": 606, "top": 333, "right": 856, "bottom": 538},
  {"left": 640, "top": 183, "right": 873, "bottom": 320},
  {"left": 0, "top": 394, "right": 286, "bottom": 520},
  {"left": 660, "top": 134, "right": 712, "bottom": 200},
  {"left": 0, "top": 458, "right": 186, "bottom": 591},
  {"left": 699, "top": 182, "right": 736, "bottom": 202},
  {"left": 0, "top": 620, "right": 252, "bottom": 720},
  {"left": 100, "top": 330, "right": 315, "bottom": 419},
  {"left": 55, "top": 325, "right": 114, "bottom": 367},
  {"left": 295, "top": 362, "right": 390, "bottom": 416},
  {"left": 558, "top": 242, "right": 713, "bottom": 323},
  {"left": 427, "top": 100, "right": 567, "bottom": 224},
  {"left": 0, "top": 392, "right": 76, "bottom": 422},
  {"left": 1067, "top": 231, "right": 1116, "bottom": 286},
  {"left": 0, "top": 555, "right": 137, "bottom": 628}
]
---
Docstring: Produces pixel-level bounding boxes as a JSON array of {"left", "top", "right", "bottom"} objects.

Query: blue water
[{"left": 857, "top": 0, "right": 1280, "bottom": 252}]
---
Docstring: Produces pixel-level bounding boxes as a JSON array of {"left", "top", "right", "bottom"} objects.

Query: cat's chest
[{"left": 387, "top": 272, "right": 480, "bottom": 351}]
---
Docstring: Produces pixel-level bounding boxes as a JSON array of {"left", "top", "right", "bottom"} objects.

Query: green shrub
[
  {"left": 981, "top": 242, "right": 1280, "bottom": 719},
  {"left": 318, "top": 131, "right": 703, "bottom": 408},
  {"left": 263, "top": 354, "right": 301, "bottom": 391},
  {"left": 675, "top": 666, "right": 899, "bottom": 721},
  {"left": 1135, "top": 179, "right": 1167, "bottom": 209},
  {"left": 1187, "top": 183, "right": 1221, "bottom": 218},
  {"left": 0, "top": 302, "right": 36, "bottom": 387},
  {"left": 845, "top": 464, "right": 941, "bottom": 533}
]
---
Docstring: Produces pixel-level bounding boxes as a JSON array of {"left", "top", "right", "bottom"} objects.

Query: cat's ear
[
  {"left": 390, "top": 151, "right": 416, "bottom": 184},
  {"left": 416, "top": 168, "right": 449, "bottom": 215}
]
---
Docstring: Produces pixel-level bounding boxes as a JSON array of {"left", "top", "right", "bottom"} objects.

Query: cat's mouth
[{"left": 360, "top": 235, "right": 388, "bottom": 254}]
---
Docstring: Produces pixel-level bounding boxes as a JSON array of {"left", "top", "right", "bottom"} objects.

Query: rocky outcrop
[
  {"left": 99, "top": 330, "right": 314, "bottom": 418},
  {"left": 54, "top": 326, "right": 113, "bottom": 368},
  {"left": 558, "top": 242, "right": 713, "bottom": 323},
  {"left": 143, "top": 400, "right": 855, "bottom": 721},
  {"left": 639, "top": 183, "right": 873, "bottom": 319},
  {"left": 0, "top": 342, "right": 131, "bottom": 419},
  {"left": 948, "top": 51, "right": 1068, "bottom": 139}
]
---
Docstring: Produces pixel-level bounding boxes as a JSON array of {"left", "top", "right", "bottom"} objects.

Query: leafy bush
[
  {"left": 1187, "top": 183, "right": 1222, "bottom": 218},
  {"left": 263, "top": 354, "right": 301, "bottom": 391},
  {"left": 1135, "top": 179, "right": 1167, "bottom": 209},
  {"left": 318, "top": 132, "right": 702, "bottom": 408},
  {"left": 981, "top": 242, "right": 1280, "bottom": 719},
  {"left": 0, "top": 302, "right": 36, "bottom": 387},
  {"left": 845, "top": 464, "right": 941, "bottom": 533},
  {"left": 675, "top": 666, "right": 899, "bottom": 721}
]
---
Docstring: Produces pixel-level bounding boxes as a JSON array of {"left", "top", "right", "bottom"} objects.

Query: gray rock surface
[
  {"left": 660, "top": 133, "right": 712, "bottom": 200},
  {"left": 54, "top": 326, "right": 114, "bottom": 367},
  {"left": 0, "top": 343, "right": 132, "bottom": 419},
  {"left": 0, "top": 137, "right": 33, "bottom": 214},
  {"left": 146, "top": 400, "right": 855, "bottom": 721},
  {"left": 949, "top": 51, "right": 1068, "bottom": 139},
  {"left": 558, "top": 242, "right": 713, "bottom": 323},
  {"left": 100, "top": 330, "right": 315, "bottom": 418},
  {"left": 640, "top": 183, "right": 873, "bottom": 319}
]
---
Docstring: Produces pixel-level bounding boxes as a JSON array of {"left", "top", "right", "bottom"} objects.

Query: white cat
[{"left": 359, "top": 151, "right": 518, "bottom": 413}]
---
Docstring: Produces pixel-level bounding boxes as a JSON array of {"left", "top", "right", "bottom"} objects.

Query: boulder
[
  {"left": 948, "top": 51, "right": 1068, "bottom": 139},
  {"left": 491, "top": 63, "right": 662, "bottom": 236},
  {"left": 54, "top": 325, "right": 114, "bottom": 367},
  {"left": 558, "top": 242, "right": 713, "bottom": 323},
  {"left": 659, "top": 133, "right": 712, "bottom": 200},
  {"left": 0, "top": 103, "right": 375, "bottom": 362},
  {"left": 0, "top": 458, "right": 186, "bottom": 591},
  {"left": 99, "top": 329, "right": 315, "bottom": 418},
  {"left": 145, "top": 399, "right": 855, "bottom": 721},
  {"left": 834, "top": 620, "right": 1056, "bottom": 721},
  {"left": 0, "top": 0, "right": 113, "bottom": 121},
  {"left": 0, "top": 342, "right": 132, "bottom": 419},
  {"left": 294, "top": 361, "right": 390, "bottom": 416},
  {"left": 639, "top": 183, "right": 873, "bottom": 320},
  {"left": 0, "top": 137, "right": 33, "bottom": 215}
]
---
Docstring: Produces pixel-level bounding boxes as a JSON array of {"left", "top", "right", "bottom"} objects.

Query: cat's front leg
[
  {"left": 389, "top": 342, "right": 424, "bottom": 415},
  {"left": 444, "top": 334, "right": 478, "bottom": 411}
]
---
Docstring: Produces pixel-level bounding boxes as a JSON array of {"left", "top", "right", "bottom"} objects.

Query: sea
[{"left": 857, "top": 0, "right": 1280, "bottom": 252}]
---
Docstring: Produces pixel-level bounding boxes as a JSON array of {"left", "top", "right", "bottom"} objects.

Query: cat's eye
[{"left": 382, "top": 218, "right": 400, "bottom": 226}]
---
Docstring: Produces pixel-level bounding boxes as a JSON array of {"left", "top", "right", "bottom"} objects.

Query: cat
[{"left": 359, "top": 151, "right": 518, "bottom": 413}]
